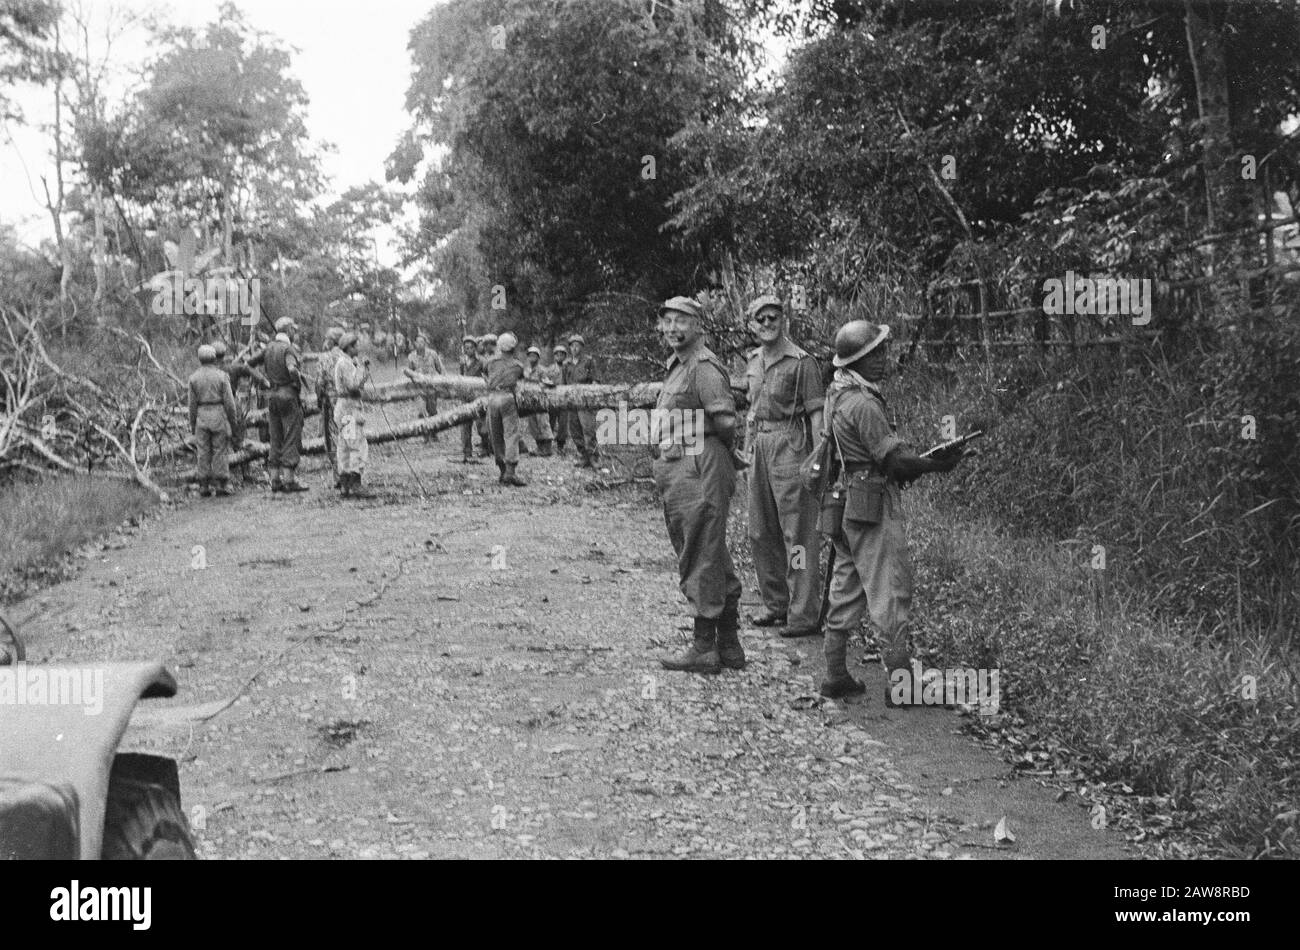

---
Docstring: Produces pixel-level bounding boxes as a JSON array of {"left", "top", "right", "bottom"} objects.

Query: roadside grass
[
  {"left": 0, "top": 475, "right": 158, "bottom": 604},
  {"left": 903, "top": 478, "right": 1299, "bottom": 858}
]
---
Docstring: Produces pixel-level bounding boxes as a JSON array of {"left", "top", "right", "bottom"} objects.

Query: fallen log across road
[{"left": 226, "top": 377, "right": 678, "bottom": 465}]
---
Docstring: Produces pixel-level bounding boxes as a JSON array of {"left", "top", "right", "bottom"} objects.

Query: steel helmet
[
  {"left": 526, "top": 346, "right": 541, "bottom": 356},
  {"left": 211, "top": 339, "right": 229, "bottom": 357},
  {"left": 832, "top": 320, "right": 891, "bottom": 367},
  {"left": 326, "top": 326, "right": 344, "bottom": 343},
  {"left": 497, "top": 332, "right": 518, "bottom": 352},
  {"left": 274, "top": 317, "right": 296, "bottom": 332},
  {"left": 197, "top": 344, "right": 217, "bottom": 363}
]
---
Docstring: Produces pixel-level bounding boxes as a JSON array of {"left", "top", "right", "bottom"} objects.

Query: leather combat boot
[
  {"left": 820, "top": 629, "right": 865, "bottom": 699},
  {"left": 661, "top": 618, "right": 721, "bottom": 675},
  {"left": 716, "top": 604, "right": 745, "bottom": 670},
  {"left": 198, "top": 479, "right": 212, "bottom": 498},
  {"left": 281, "top": 468, "right": 308, "bottom": 493},
  {"left": 349, "top": 473, "right": 374, "bottom": 499},
  {"left": 496, "top": 460, "right": 507, "bottom": 484},
  {"left": 749, "top": 607, "right": 787, "bottom": 627},
  {"left": 503, "top": 463, "right": 527, "bottom": 487}
]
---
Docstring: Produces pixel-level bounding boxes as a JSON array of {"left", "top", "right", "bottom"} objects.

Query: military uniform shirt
[
  {"left": 408, "top": 348, "right": 445, "bottom": 376},
  {"left": 188, "top": 365, "right": 238, "bottom": 430},
  {"left": 251, "top": 340, "right": 301, "bottom": 389},
  {"left": 540, "top": 362, "right": 563, "bottom": 386},
  {"left": 458, "top": 354, "right": 482, "bottom": 377},
  {"left": 316, "top": 348, "right": 340, "bottom": 398},
  {"left": 564, "top": 355, "right": 597, "bottom": 385},
  {"left": 744, "top": 338, "right": 825, "bottom": 421},
  {"left": 829, "top": 384, "right": 905, "bottom": 474},
  {"left": 485, "top": 356, "right": 525, "bottom": 392},
  {"left": 656, "top": 339, "right": 734, "bottom": 448}
]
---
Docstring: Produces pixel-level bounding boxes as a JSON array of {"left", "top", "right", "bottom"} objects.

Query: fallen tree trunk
[
  {"left": 221, "top": 363, "right": 754, "bottom": 466},
  {"left": 226, "top": 380, "right": 668, "bottom": 465},
  {"left": 371, "top": 371, "right": 746, "bottom": 405}
]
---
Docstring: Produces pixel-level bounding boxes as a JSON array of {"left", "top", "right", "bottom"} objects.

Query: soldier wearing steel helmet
[
  {"left": 188, "top": 344, "right": 239, "bottom": 497},
  {"left": 407, "top": 333, "right": 446, "bottom": 444},
  {"left": 743, "top": 294, "right": 827, "bottom": 639},
  {"left": 819, "top": 319, "right": 967, "bottom": 700},
  {"left": 548, "top": 342, "right": 570, "bottom": 454},
  {"left": 316, "top": 326, "right": 345, "bottom": 486},
  {"left": 563, "top": 334, "right": 600, "bottom": 468},
  {"left": 484, "top": 332, "right": 528, "bottom": 486},
  {"left": 212, "top": 339, "right": 266, "bottom": 460},
  {"left": 521, "top": 345, "right": 555, "bottom": 456},
  {"left": 474, "top": 334, "right": 498, "bottom": 458},
  {"left": 247, "top": 317, "right": 308, "bottom": 492},
  {"left": 333, "top": 332, "right": 374, "bottom": 498},
  {"left": 457, "top": 335, "right": 484, "bottom": 463},
  {"left": 653, "top": 295, "right": 744, "bottom": 675}
]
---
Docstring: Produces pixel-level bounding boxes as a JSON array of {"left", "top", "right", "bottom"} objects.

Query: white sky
[{"left": 1, "top": 0, "right": 428, "bottom": 259}]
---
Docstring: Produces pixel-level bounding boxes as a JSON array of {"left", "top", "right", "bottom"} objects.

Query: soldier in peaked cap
[
  {"left": 819, "top": 319, "right": 967, "bottom": 701},
  {"left": 653, "top": 296, "right": 744, "bottom": 675},
  {"left": 744, "top": 295, "right": 827, "bottom": 638},
  {"left": 188, "top": 344, "right": 239, "bottom": 497}
]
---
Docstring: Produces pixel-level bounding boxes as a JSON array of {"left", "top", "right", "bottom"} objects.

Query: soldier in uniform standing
[
  {"left": 653, "top": 296, "right": 744, "bottom": 675},
  {"left": 564, "top": 334, "right": 600, "bottom": 469},
  {"left": 819, "top": 320, "right": 966, "bottom": 699},
  {"left": 744, "top": 295, "right": 827, "bottom": 638},
  {"left": 247, "top": 317, "right": 308, "bottom": 493},
  {"left": 212, "top": 339, "right": 267, "bottom": 462},
  {"left": 316, "top": 327, "right": 344, "bottom": 487},
  {"left": 407, "top": 333, "right": 446, "bottom": 443},
  {"left": 475, "top": 334, "right": 497, "bottom": 458},
  {"left": 521, "top": 345, "right": 555, "bottom": 456},
  {"left": 484, "top": 332, "right": 528, "bottom": 487},
  {"left": 188, "top": 344, "right": 240, "bottom": 497},
  {"left": 457, "top": 335, "right": 483, "bottom": 463},
  {"left": 333, "top": 332, "right": 374, "bottom": 498},
  {"left": 548, "top": 343, "right": 569, "bottom": 455}
]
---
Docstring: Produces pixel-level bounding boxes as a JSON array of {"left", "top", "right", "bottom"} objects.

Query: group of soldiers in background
[
  {"left": 186, "top": 296, "right": 968, "bottom": 698},
  {"left": 455, "top": 331, "right": 601, "bottom": 479}
]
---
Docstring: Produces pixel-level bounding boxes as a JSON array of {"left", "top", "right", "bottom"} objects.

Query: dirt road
[{"left": 13, "top": 393, "right": 1132, "bottom": 860}]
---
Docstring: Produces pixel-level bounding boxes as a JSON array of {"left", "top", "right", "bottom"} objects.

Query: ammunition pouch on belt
[
  {"left": 844, "top": 471, "right": 886, "bottom": 526},
  {"left": 819, "top": 481, "right": 847, "bottom": 542}
]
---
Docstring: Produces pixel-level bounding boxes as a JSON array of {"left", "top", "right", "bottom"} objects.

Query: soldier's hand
[{"left": 931, "top": 446, "right": 967, "bottom": 472}]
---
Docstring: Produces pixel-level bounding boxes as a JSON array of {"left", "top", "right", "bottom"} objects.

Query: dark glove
[{"left": 930, "top": 446, "right": 967, "bottom": 473}]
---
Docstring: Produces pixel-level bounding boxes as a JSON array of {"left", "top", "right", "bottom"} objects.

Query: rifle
[{"left": 919, "top": 430, "right": 984, "bottom": 459}]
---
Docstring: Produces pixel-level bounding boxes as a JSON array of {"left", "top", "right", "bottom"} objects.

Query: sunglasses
[{"left": 752, "top": 312, "right": 782, "bottom": 325}]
